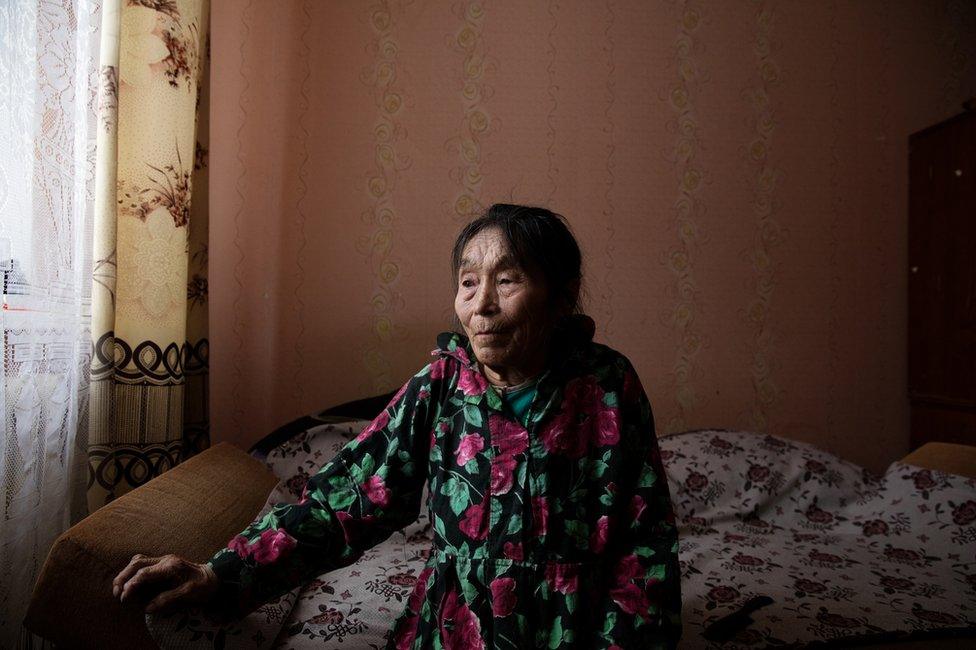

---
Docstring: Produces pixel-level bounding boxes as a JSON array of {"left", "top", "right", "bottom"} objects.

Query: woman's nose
[{"left": 474, "top": 283, "right": 499, "bottom": 314}]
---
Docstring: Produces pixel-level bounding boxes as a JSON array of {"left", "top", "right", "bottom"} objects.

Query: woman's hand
[{"left": 112, "top": 554, "right": 219, "bottom": 615}]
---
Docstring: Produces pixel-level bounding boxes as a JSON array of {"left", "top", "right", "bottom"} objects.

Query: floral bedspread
[
  {"left": 148, "top": 422, "right": 976, "bottom": 649},
  {"left": 665, "top": 430, "right": 975, "bottom": 648}
]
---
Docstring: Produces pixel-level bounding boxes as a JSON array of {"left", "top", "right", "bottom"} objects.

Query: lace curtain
[{"left": 0, "top": 0, "right": 101, "bottom": 646}]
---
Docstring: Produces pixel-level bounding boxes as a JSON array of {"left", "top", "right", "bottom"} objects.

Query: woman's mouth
[{"left": 475, "top": 329, "right": 507, "bottom": 337}]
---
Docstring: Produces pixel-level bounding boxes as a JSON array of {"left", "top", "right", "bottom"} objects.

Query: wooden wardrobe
[{"left": 908, "top": 106, "right": 976, "bottom": 449}]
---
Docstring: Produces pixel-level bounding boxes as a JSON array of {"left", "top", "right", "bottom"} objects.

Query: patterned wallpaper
[{"left": 208, "top": 0, "right": 976, "bottom": 472}]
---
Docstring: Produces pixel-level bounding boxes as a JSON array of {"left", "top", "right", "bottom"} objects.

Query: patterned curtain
[{"left": 88, "top": 0, "right": 210, "bottom": 510}]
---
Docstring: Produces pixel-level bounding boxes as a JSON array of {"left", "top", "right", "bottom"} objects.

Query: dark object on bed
[
  {"left": 703, "top": 596, "right": 774, "bottom": 643},
  {"left": 248, "top": 391, "right": 394, "bottom": 460}
]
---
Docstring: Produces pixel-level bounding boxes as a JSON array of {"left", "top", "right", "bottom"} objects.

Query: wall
[{"left": 209, "top": 0, "right": 976, "bottom": 472}]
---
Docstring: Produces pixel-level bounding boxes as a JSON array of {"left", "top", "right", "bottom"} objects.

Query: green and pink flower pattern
[{"left": 208, "top": 332, "right": 682, "bottom": 648}]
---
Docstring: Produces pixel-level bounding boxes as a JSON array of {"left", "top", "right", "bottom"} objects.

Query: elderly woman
[{"left": 114, "top": 204, "right": 682, "bottom": 648}]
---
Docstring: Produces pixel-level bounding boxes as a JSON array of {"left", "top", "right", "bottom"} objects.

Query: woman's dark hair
[{"left": 451, "top": 204, "right": 583, "bottom": 313}]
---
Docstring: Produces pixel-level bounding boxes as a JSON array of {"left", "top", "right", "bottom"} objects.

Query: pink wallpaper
[{"left": 209, "top": 0, "right": 976, "bottom": 472}]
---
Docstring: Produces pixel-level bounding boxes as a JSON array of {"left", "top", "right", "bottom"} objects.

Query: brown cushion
[
  {"left": 25, "top": 443, "right": 277, "bottom": 650},
  {"left": 901, "top": 442, "right": 976, "bottom": 480}
]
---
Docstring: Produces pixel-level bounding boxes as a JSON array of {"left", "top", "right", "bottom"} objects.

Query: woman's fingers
[
  {"left": 112, "top": 553, "right": 155, "bottom": 598},
  {"left": 119, "top": 560, "right": 177, "bottom": 602},
  {"left": 118, "top": 555, "right": 189, "bottom": 602},
  {"left": 113, "top": 554, "right": 219, "bottom": 616}
]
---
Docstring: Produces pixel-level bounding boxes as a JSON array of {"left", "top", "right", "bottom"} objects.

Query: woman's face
[{"left": 454, "top": 228, "right": 553, "bottom": 379}]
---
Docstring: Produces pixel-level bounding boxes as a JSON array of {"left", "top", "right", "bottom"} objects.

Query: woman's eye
[{"left": 460, "top": 279, "right": 476, "bottom": 288}]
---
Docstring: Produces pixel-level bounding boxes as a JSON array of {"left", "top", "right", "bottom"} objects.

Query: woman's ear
[{"left": 563, "top": 279, "right": 581, "bottom": 315}]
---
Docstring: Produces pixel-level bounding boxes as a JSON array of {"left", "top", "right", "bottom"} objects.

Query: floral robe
[{"left": 208, "top": 327, "right": 682, "bottom": 649}]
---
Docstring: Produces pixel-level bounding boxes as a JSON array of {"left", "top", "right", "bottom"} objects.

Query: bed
[{"left": 140, "top": 412, "right": 976, "bottom": 649}]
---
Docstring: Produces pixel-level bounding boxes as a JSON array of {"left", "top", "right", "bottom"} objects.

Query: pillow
[{"left": 661, "top": 429, "right": 875, "bottom": 524}]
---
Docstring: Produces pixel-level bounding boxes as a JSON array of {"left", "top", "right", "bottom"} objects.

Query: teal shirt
[{"left": 501, "top": 382, "right": 537, "bottom": 427}]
